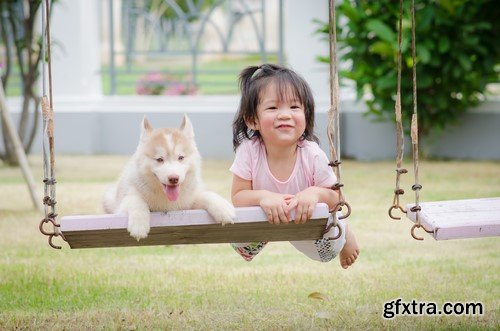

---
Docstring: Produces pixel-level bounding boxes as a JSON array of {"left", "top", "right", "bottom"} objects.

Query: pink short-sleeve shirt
[{"left": 230, "top": 138, "right": 337, "bottom": 195}]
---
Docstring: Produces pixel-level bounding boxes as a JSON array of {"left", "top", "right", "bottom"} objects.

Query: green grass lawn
[{"left": 0, "top": 156, "right": 499, "bottom": 329}]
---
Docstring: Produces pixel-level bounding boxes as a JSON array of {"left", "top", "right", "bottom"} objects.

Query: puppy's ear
[
  {"left": 180, "top": 114, "right": 194, "bottom": 138},
  {"left": 140, "top": 116, "right": 153, "bottom": 141}
]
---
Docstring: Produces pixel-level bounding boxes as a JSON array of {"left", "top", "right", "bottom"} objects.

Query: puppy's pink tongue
[{"left": 165, "top": 185, "right": 180, "bottom": 201}]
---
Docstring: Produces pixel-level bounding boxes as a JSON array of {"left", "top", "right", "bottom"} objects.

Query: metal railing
[{"left": 106, "top": 0, "right": 284, "bottom": 95}]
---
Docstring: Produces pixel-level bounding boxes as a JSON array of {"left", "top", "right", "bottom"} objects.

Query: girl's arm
[
  {"left": 290, "top": 186, "right": 340, "bottom": 223},
  {"left": 312, "top": 186, "right": 340, "bottom": 211},
  {"left": 231, "top": 174, "right": 294, "bottom": 224},
  {"left": 231, "top": 174, "right": 267, "bottom": 207}
]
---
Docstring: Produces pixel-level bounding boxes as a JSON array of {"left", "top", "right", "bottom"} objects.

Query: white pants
[{"left": 231, "top": 216, "right": 346, "bottom": 263}]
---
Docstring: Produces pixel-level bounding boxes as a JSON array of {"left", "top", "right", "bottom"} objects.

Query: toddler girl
[{"left": 230, "top": 64, "right": 359, "bottom": 268}]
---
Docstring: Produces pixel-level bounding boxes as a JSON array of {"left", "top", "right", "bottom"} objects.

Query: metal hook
[
  {"left": 39, "top": 217, "right": 65, "bottom": 249},
  {"left": 329, "top": 201, "right": 351, "bottom": 220},
  {"left": 48, "top": 234, "right": 62, "bottom": 249},
  {"left": 338, "top": 201, "right": 351, "bottom": 220},
  {"left": 411, "top": 223, "right": 433, "bottom": 241},
  {"left": 323, "top": 201, "right": 350, "bottom": 240},
  {"left": 388, "top": 205, "right": 406, "bottom": 220},
  {"left": 325, "top": 222, "right": 343, "bottom": 240},
  {"left": 39, "top": 217, "right": 57, "bottom": 236}
]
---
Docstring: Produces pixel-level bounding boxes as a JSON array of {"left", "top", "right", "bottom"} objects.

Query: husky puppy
[{"left": 103, "top": 115, "right": 236, "bottom": 241}]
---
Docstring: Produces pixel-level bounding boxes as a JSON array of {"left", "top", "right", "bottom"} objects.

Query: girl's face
[{"left": 250, "top": 82, "right": 306, "bottom": 148}]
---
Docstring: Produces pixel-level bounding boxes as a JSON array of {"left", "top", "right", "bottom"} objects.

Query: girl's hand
[
  {"left": 289, "top": 187, "right": 320, "bottom": 224},
  {"left": 260, "top": 192, "right": 295, "bottom": 225}
]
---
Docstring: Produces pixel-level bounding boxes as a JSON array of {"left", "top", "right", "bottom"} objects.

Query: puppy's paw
[
  {"left": 209, "top": 198, "right": 236, "bottom": 226},
  {"left": 127, "top": 211, "right": 150, "bottom": 241}
]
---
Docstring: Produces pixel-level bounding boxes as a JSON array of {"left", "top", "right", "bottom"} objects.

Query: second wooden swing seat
[
  {"left": 389, "top": 0, "right": 500, "bottom": 242},
  {"left": 405, "top": 197, "right": 500, "bottom": 241}
]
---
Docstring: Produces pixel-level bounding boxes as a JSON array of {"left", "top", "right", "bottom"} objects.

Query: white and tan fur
[{"left": 103, "top": 115, "right": 235, "bottom": 240}]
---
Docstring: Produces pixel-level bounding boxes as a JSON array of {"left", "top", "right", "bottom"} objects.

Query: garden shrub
[{"left": 318, "top": 0, "right": 499, "bottom": 136}]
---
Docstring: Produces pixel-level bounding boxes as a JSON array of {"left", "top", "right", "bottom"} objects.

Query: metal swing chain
[
  {"left": 323, "top": 0, "right": 351, "bottom": 241},
  {"left": 38, "top": 0, "right": 65, "bottom": 249},
  {"left": 389, "top": 0, "right": 408, "bottom": 220}
]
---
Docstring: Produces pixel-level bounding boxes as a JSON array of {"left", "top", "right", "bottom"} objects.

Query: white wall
[
  {"left": 4, "top": 96, "right": 500, "bottom": 160},
  {"left": 51, "top": 0, "right": 102, "bottom": 98},
  {"left": 284, "top": 0, "right": 329, "bottom": 100}
]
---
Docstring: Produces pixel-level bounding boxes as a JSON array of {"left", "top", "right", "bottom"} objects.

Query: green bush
[{"left": 319, "top": 0, "right": 499, "bottom": 136}]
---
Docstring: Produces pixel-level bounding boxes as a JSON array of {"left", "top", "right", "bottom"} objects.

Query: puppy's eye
[
  {"left": 156, "top": 157, "right": 164, "bottom": 163},
  {"left": 178, "top": 155, "right": 185, "bottom": 161}
]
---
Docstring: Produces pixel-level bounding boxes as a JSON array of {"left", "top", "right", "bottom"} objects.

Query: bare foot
[{"left": 339, "top": 224, "right": 359, "bottom": 269}]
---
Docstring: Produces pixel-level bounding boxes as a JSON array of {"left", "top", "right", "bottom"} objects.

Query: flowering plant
[
  {"left": 136, "top": 72, "right": 198, "bottom": 95},
  {"left": 136, "top": 72, "right": 166, "bottom": 95},
  {"left": 164, "top": 82, "right": 198, "bottom": 95}
]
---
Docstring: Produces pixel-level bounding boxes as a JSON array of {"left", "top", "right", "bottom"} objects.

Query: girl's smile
[{"left": 276, "top": 124, "right": 294, "bottom": 129}]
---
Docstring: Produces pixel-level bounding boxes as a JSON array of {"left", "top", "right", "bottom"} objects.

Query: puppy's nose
[{"left": 168, "top": 176, "right": 179, "bottom": 185}]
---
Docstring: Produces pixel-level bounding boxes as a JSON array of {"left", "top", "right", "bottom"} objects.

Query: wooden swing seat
[
  {"left": 406, "top": 197, "right": 500, "bottom": 240},
  {"left": 60, "top": 203, "right": 331, "bottom": 249}
]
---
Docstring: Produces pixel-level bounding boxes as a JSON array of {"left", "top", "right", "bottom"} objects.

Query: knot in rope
[
  {"left": 328, "top": 160, "right": 342, "bottom": 167},
  {"left": 396, "top": 168, "right": 408, "bottom": 174},
  {"left": 43, "top": 196, "right": 57, "bottom": 207},
  {"left": 411, "top": 184, "right": 422, "bottom": 191},
  {"left": 410, "top": 205, "right": 422, "bottom": 213},
  {"left": 394, "top": 189, "right": 405, "bottom": 195},
  {"left": 331, "top": 183, "right": 344, "bottom": 190},
  {"left": 43, "top": 177, "right": 57, "bottom": 185}
]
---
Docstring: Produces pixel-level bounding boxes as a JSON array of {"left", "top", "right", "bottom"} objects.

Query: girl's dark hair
[{"left": 232, "top": 63, "right": 319, "bottom": 151}]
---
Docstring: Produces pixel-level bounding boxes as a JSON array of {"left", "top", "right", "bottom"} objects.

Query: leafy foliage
[{"left": 319, "top": 0, "right": 499, "bottom": 136}]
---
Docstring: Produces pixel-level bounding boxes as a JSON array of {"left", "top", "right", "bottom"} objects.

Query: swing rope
[
  {"left": 389, "top": 0, "right": 432, "bottom": 240},
  {"left": 408, "top": 0, "right": 432, "bottom": 240},
  {"left": 388, "top": 0, "right": 408, "bottom": 220},
  {"left": 38, "top": 0, "right": 65, "bottom": 249},
  {"left": 323, "top": 0, "right": 351, "bottom": 240}
]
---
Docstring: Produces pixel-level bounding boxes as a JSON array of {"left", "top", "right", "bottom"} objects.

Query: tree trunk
[{"left": 0, "top": 0, "right": 46, "bottom": 165}]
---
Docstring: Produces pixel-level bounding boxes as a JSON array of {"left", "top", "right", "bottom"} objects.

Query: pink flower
[
  {"left": 146, "top": 72, "right": 164, "bottom": 83},
  {"left": 136, "top": 72, "right": 198, "bottom": 96},
  {"left": 136, "top": 86, "right": 148, "bottom": 95}
]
